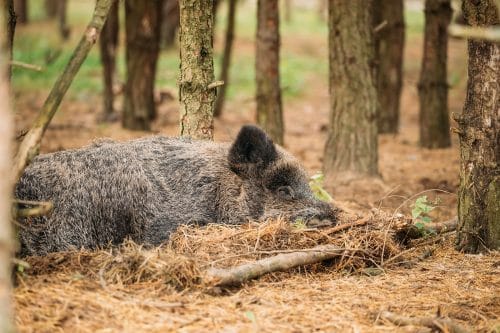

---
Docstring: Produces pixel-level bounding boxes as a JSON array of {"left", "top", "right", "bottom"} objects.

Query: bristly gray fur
[{"left": 16, "top": 126, "right": 338, "bottom": 256}]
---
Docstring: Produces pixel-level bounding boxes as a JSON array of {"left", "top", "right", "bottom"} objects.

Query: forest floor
[{"left": 11, "top": 1, "right": 499, "bottom": 332}]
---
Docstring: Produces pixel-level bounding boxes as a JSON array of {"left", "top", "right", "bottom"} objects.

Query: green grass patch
[{"left": 12, "top": 1, "right": 422, "bottom": 103}]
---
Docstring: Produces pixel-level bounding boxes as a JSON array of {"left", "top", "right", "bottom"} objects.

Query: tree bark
[
  {"left": 44, "top": 0, "right": 57, "bottom": 18},
  {"left": 123, "top": 0, "right": 163, "bottom": 130},
  {"left": 255, "top": 0, "right": 284, "bottom": 145},
  {"left": 3, "top": 0, "right": 15, "bottom": 80},
  {"left": 323, "top": 0, "right": 378, "bottom": 179},
  {"left": 160, "top": 0, "right": 179, "bottom": 49},
  {"left": 0, "top": 3, "right": 15, "bottom": 331},
  {"left": 14, "top": 0, "right": 26, "bottom": 24},
  {"left": 418, "top": 0, "right": 452, "bottom": 149},
  {"left": 58, "top": 0, "right": 70, "bottom": 40},
  {"left": 374, "top": 0, "right": 405, "bottom": 134},
  {"left": 283, "top": 0, "right": 292, "bottom": 23},
  {"left": 213, "top": 0, "right": 237, "bottom": 118},
  {"left": 456, "top": 0, "right": 499, "bottom": 252},
  {"left": 99, "top": 0, "right": 119, "bottom": 120},
  {"left": 13, "top": 0, "right": 114, "bottom": 183},
  {"left": 179, "top": 0, "right": 216, "bottom": 140}
]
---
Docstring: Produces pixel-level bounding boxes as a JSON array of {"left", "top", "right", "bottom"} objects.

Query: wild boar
[{"left": 16, "top": 125, "right": 338, "bottom": 256}]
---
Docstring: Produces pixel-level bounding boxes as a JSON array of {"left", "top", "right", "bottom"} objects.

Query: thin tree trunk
[
  {"left": 255, "top": 0, "right": 284, "bottom": 145},
  {"left": 3, "top": 0, "right": 15, "bottom": 80},
  {"left": 179, "top": 0, "right": 216, "bottom": 140},
  {"left": 456, "top": 0, "right": 499, "bottom": 252},
  {"left": 160, "top": 0, "right": 179, "bottom": 49},
  {"left": 0, "top": 2, "right": 15, "bottom": 331},
  {"left": 123, "top": 0, "right": 163, "bottom": 130},
  {"left": 323, "top": 0, "right": 378, "bottom": 179},
  {"left": 374, "top": 0, "right": 405, "bottom": 134},
  {"left": 58, "top": 0, "right": 70, "bottom": 40},
  {"left": 418, "top": 0, "right": 452, "bottom": 148},
  {"left": 44, "top": 0, "right": 57, "bottom": 18},
  {"left": 318, "top": 0, "right": 327, "bottom": 22},
  {"left": 213, "top": 0, "right": 236, "bottom": 118},
  {"left": 282, "top": 0, "right": 292, "bottom": 23},
  {"left": 14, "top": 0, "right": 26, "bottom": 24},
  {"left": 99, "top": 0, "right": 119, "bottom": 120},
  {"left": 13, "top": 0, "right": 114, "bottom": 183}
]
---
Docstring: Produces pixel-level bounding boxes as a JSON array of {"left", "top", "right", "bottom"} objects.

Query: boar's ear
[{"left": 228, "top": 125, "right": 278, "bottom": 176}]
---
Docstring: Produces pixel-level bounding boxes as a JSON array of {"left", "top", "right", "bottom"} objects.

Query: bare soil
[{"left": 12, "top": 14, "right": 499, "bottom": 333}]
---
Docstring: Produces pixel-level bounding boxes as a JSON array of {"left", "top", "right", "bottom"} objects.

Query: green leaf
[
  {"left": 420, "top": 216, "right": 432, "bottom": 223},
  {"left": 245, "top": 311, "right": 256, "bottom": 323},
  {"left": 411, "top": 207, "right": 421, "bottom": 219},
  {"left": 309, "top": 172, "right": 333, "bottom": 203},
  {"left": 293, "top": 218, "right": 307, "bottom": 229},
  {"left": 415, "top": 222, "right": 425, "bottom": 231}
]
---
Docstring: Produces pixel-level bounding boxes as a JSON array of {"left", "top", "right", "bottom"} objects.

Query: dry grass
[{"left": 14, "top": 211, "right": 500, "bottom": 332}]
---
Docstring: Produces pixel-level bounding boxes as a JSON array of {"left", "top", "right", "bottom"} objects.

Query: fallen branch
[
  {"left": 394, "top": 217, "right": 457, "bottom": 243},
  {"left": 379, "top": 310, "right": 471, "bottom": 333},
  {"left": 13, "top": 199, "right": 53, "bottom": 218},
  {"left": 321, "top": 216, "right": 371, "bottom": 235},
  {"left": 449, "top": 24, "right": 500, "bottom": 41},
  {"left": 9, "top": 60, "right": 43, "bottom": 72},
  {"left": 12, "top": 0, "right": 115, "bottom": 183},
  {"left": 204, "top": 245, "right": 344, "bottom": 287}
]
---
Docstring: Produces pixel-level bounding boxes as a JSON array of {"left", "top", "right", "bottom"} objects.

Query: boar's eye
[{"left": 277, "top": 186, "right": 294, "bottom": 200}]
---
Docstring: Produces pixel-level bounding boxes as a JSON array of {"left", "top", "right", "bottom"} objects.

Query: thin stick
[
  {"left": 449, "top": 24, "right": 500, "bottom": 41},
  {"left": 9, "top": 60, "right": 43, "bottom": 71},
  {"left": 319, "top": 216, "right": 371, "bottom": 235},
  {"left": 13, "top": 199, "right": 53, "bottom": 218},
  {"left": 204, "top": 244, "right": 344, "bottom": 286},
  {"left": 12, "top": 0, "right": 115, "bottom": 183},
  {"left": 379, "top": 311, "right": 471, "bottom": 333}
]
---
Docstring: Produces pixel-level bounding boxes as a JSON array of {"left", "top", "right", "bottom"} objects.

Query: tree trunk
[
  {"left": 123, "top": 0, "right": 163, "bottom": 130},
  {"left": 13, "top": 0, "right": 115, "bottom": 183},
  {"left": 160, "top": 0, "right": 179, "bottom": 49},
  {"left": 14, "top": 0, "right": 27, "bottom": 24},
  {"left": 58, "top": 0, "right": 70, "bottom": 40},
  {"left": 255, "top": 0, "right": 284, "bottom": 145},
  {"left": 213, "top": 0, "right": 237, "bottom": 118},
  {"left": 3, "top": 0, "right": 15, "bottom": 80},
  {"left": 44, "top": 0, "right": 57, "bottom": 18},
  {"left": 323, "top": 0, "right": 378, "bottom": 179},
  {"left": 418, "top": 0, "right": 452, "bottom": 148},
  {"left": 99, "top": 0, "right": 119, "bottom": 120},
  {"left": 456, "top": 0, "right": 499, "bottom": 252},
  {"left": 179, "top": 0, "right": 216, "bottom": 140},
  {"left": 0, "top": 3, "right": 15, "bottom": 332},
  {"left": 374, "top": 0, "right": 405, "bottom": 134},
  {"left": 283, "top": 0, "right": 292, "bottom": 23}
]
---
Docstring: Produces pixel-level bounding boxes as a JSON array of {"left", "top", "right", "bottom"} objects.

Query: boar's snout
[
  {"left": 262, "top": 198, "right": 339, "bottom": 225},
  {"left": 288, "top": 200, "right": 338, "bottom": 224}
]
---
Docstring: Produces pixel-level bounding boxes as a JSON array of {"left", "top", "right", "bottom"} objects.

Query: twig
[
  {"left": 379, "top": 310, "right": 471, "bottom": 333},
  {"left": 12, "top": 0, "right": 115, "bottom": 183},
  {"left": 421, "top": 217, "right": 458, "bottom": 233},
  {"left": 204, "top": 244, "right": 344, "bottom": 286},
  {"left": 319, "top": 216, "right": 371, "bottom": 235},
  {"left": 13, "top": 199, "right": 53, "bottom": 218},
  {"left": 9, "top": 60, "right": 43, "bottom": 72},
  {"left": 394, "top": 217, "right": 458, "bottom": 243},
  {"left": 373, "top": 20, "right": 388, "bottom": 33},
  {"left": 392, "top": 188, "right": 454, "bottom": 217},
  {"left": 449, "top": 24, "right": 500, "bottom": 41}
]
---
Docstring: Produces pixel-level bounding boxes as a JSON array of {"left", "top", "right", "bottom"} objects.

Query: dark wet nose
[
  {"left": 315, "top": 201, "right": 338, "bottom": 221},
  {"left": 291, "top": 200, "right": 338, "bottom": 225}
]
